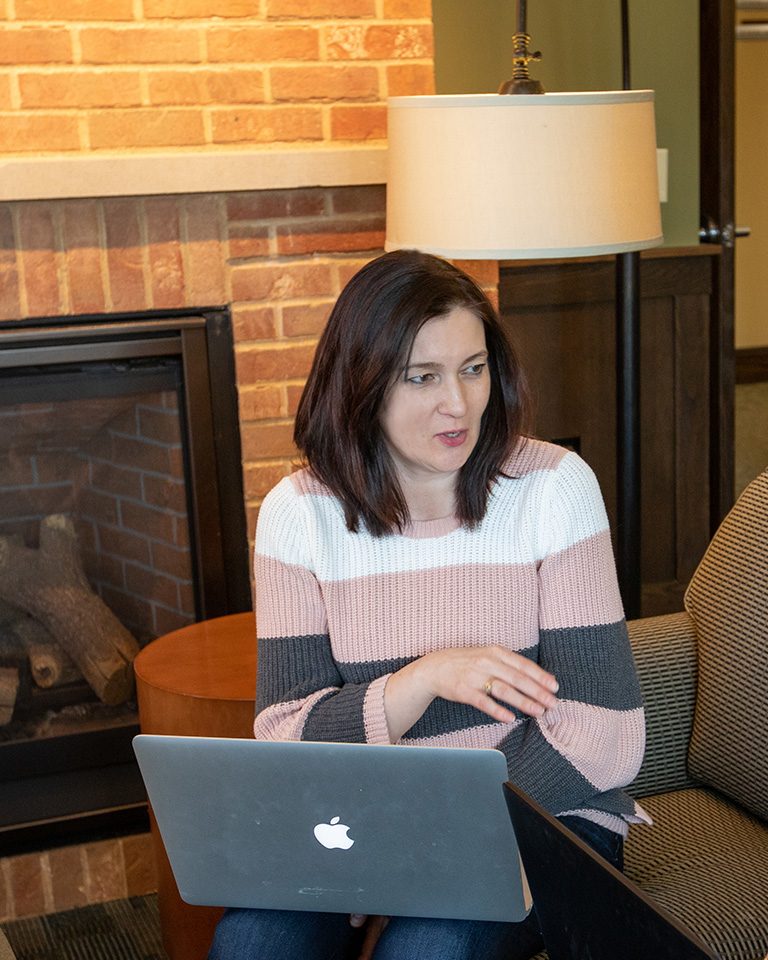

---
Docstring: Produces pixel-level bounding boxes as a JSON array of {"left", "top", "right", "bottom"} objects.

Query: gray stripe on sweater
[
  {"left": 499, "top": 720, "right": 637, "bottom": 818},
  {"left": 537, "top": 620, "right": 643, "bottom": 711}
]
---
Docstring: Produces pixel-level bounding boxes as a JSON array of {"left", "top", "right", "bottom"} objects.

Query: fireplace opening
[{"left": 0, "top": 308, "right": 251, "bottom": 851}]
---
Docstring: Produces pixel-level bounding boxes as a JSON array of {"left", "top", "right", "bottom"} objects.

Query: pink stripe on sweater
[
  {"left": 538, "top": 701, "right": 645, "bottom": 790},
  {"left": 538, "top": 530, "right": 625, "bottom": 630},
  {"left": 256, "top": 555, "right": 329, "bottom": 638}
]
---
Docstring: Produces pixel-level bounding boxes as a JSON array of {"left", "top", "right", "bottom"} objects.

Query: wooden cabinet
[{"left": 499, "top": 247, "right": 720, "bottom": 617}]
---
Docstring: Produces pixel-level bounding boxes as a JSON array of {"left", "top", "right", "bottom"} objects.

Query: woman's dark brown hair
[{"left": 294, "top": 249, "right": 530, "bottom": 536}]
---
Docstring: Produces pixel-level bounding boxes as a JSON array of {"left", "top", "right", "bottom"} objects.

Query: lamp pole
[{"left": 616, "top": 0, "right": 643, "bottom": 620}]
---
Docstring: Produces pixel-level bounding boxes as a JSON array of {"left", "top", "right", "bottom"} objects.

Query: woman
[{"left": 209, "top": 250, "right": 647, "bottom": 960}]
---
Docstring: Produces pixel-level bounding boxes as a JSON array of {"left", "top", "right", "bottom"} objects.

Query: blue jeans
[{"left": 207, "top": 815, "right": 623, "bottom": 960}]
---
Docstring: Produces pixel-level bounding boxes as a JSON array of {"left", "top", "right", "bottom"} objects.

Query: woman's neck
[{"left": 399, "top": 473, "right": 457, "bottom": 522}]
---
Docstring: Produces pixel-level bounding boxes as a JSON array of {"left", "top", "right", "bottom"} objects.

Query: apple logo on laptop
[{"left": 314, "top": 816, "right": 354, "bottom": 850}]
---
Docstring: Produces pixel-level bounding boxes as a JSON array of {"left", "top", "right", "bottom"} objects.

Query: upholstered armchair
[{"left": 623, "top": 467, "right": 768, "bottom": 960}]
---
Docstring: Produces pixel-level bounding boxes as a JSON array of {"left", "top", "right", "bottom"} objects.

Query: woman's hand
[
  {"left": 350, "top": 914, "right": 389, "bottom": 958},
  {"left": 383, "top": 645, "right": 559, "bottom": 742}
]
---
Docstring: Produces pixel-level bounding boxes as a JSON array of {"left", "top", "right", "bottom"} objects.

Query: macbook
[{"left": 133, "top": 735, "right": 531, "bottom": 923}]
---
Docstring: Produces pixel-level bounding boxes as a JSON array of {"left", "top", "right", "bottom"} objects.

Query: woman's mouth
[{"left": 437, "top": 430, "right": 467, "bottom": 447}]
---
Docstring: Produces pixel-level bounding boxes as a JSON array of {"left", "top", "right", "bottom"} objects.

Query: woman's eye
[
  {"left": 407, "top": 373, "right": 434, "bottom": 385},
  {"left": 464, "top": 363, "right": 486, "bottom": 376}
]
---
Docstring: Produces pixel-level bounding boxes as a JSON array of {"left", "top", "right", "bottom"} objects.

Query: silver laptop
[{"left": 133, "top": 735, "right": 531, "bottom": 923}]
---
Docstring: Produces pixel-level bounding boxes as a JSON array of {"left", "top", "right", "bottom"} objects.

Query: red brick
[
  {"left": 90, "top": 461, "right": 143, "bottom": 499},
  {"left": 144, "top": 0, "right": 259, "bottom": 15},
  {"left": 183, "top": 194, "right": 226, "bottom": 305},
  {"left": 282, "top": 301, "right": 331, "bottom": 337},
  {"left": 337, "top": 255, "right": 376, "bottom": 287},
  {"left": 154, "top": 606, "right": 194, "bottom": 636},
  {"left": 16, "top": 0, "right": 133, "bottom": 18},
  {"left": 144, "top": 197, "right": 185, "bottom": 309},
  {"left": 286, "top": 382, "right": 306, "bottom": 415},
  {"left": 61, "top": 199, "right": 106, "bottom": 315},
  {"left": 270, "top": 64, "right": 377, "bottom": 101},
  {"left": 236, "top": 340, "right": 316, "bottom": 382},
  {"left": 243, "top": 461, "right": 289, "bottom": 498},
  {"left": 111, "top": 433, "right": 175, "bottom": 475},
  {"left": 330, "top": 103, "right": 386, "bottom": 140},
  {"left": 0, "top": 205, "right": 21, "bottom": 322},
  {"left": 365, "top": 24, "right": 433, "bottom": 58},
  {"left": 80, "top": 488, "right": 120, "bottom": 525},
  {"left": 97, "top": 524, "right": 149, "bottom": 564},
  {"left": 382, "top": 0, "right": 432, "bottom": 16},
  {"left": 142, "top": 474, "right": 186, "bottom": 513},
  {"left": 10, "top": 854, "right": 45, "bottom": 918},
  {"left": 232, "top": 304, "right": 277, "bottom": 340},
  {"left": 0, "top": 112, "right": 80, "bottom": 153},
  {"left": 125, "top": 562, "right": 180, "bottom": 608},
  {"left": 121, "top": 834, "right": 157, "bottom": 898},
  {"left": 102, "top": 198, "right": 146, "bottom": 312},
  {"left": 0, "top": 27, "right": 72, "bottom": 65},
  {"left": 241, "top": 420, "right": 297, "bottom": 459},
  {"left": 246, "top": 502, "right": 260, "bottom": 545},
  {"left": 231, "top": 259, "right": 333, "bottom": 302},
  {"left": 0, "top": 72, "right": 12, "bottom": 109},
  {"left": 386, "top": 61, "right": 434, "bottom": 97},
  {"left": 48, "top": 845, "right": 88, "bottom": 913},
  {"left": 173, "top": 511, "right": 189, "bottom": 546},
  {"left": 83, "top": 549, "right": 125, "bottom": 590},
  {"left": 103, "top": 585, "right": 154, "bottom": 631},
  {"left": 138, "top": 406, "right": 181, "bottom": 445},
  {"left": 227, "top": 188, "right": 325, "bottom": 221},
  {"left": 150, "top": 540, "right": 192, "bottom": 579},
  {"left": 121, "top": 500, "right": 176, "bottom": 544},
  {"left": 85, "top": 840, "right": 126, "bottom": 904},
  {"left": 89, "top": 108, "right": 205, "bottom": 149},
  {"left": 80, "top": 27, "right": 201, "bottom": 64},
  {"left": 147, "top": 68, "right": 265, "bottom": 105},
  {"left": 207, "top": 25, "right": 319, "bottom": 62},
  {"left": 276, "top": 216, "right": 385, "bottom": 255},
  {"left": 266, "top": 0, "right": 374, "bottom": 15},
  {"left": 238, "top": 384, "right": 283, "bottom": 419},
  {"left": 19, "top": 70, "right": 142, "bottom": 108},
  {"left": 329, "top": 184, "right": 385, "bottom": 215},
  {"left": 324, "top": 23, "right": 432, "bottom": 59},
  {"left": 228, "top": 223, "right": 270, "bottom": 260},
  {"left": 211, "top": 105, "right": 322, "bottom": 144},
  {"left": 17, "top": 204, "right": 62, "bottom": 318},
  {"left": 283, "top": 300, "right": 333, "bottom": 337}
]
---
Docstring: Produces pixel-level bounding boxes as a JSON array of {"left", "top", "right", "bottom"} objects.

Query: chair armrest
[{"left": 626, "top": 611, "right": 700, "bottom": 798}]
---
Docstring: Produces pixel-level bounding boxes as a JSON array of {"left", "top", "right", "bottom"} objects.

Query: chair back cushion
[{"left": 685, "top": 467, "right": 768, "bottom": 821}]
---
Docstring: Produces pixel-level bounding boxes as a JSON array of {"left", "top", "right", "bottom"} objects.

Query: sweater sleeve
[
  {"left": 499, "top": 453, "right": 646, "bottom": 822},
  {"left": 252, "top": 478, "right": 391, "bottom": 745}
]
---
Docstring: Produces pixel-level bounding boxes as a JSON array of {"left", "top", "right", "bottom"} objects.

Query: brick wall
[
  {"left": 0, "top": 390, "right": 194, "bottom": 641},
  {"left": 0, "top": 0, "right": 434, "bottom": 155},
  {"left": 0, "top": 186, "right": 389, "bottom": 551}
]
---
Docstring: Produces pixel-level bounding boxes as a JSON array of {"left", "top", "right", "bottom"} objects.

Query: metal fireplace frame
[{"left": 0, "top": 306, "right": 252, "bottom": 851}]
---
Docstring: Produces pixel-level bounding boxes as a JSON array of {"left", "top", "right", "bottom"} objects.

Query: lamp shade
[{"left": 385, "top": 91, "right": 663, "bottom": 259}]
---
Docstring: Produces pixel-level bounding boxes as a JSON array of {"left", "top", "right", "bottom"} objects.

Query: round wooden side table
[{"left": 134, "top": 611, "right": 257, "bottom": 960}]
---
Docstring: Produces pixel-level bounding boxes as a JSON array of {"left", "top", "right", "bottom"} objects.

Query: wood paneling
[{"left": 499, "top": 248, "right": 717, "bottom": 617}]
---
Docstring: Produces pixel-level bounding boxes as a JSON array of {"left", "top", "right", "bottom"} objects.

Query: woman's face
[{"left": 380, "top": 305, "right": 491, "bottom": 491}]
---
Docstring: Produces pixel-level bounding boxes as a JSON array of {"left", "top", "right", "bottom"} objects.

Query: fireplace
[{"left": 0, "top": 307, "right": 251, "bottom": 850}]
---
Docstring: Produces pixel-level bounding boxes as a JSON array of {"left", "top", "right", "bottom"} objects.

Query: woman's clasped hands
[{"left": 383, "top": 645, "right": 559, "bottom": 743}]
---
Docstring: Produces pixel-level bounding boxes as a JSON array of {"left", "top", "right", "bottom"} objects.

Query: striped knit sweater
[{"left": 253, "top": 438, "right": 648, "bottom": 835}]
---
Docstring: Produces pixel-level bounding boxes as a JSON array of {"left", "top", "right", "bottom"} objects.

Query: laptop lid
[
  {"left": 133, "top": 735, "right": 531, "bottom": 923},
  {"left": 502, "top": 782, "right": 722, "bottom": 960}
]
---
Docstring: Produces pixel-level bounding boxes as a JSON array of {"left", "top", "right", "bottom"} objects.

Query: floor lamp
[{"left": 384, "top": 13, "right": 662, "bottom": 619}]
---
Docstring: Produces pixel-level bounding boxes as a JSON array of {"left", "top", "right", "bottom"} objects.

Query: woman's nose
[{"left": 437, "top": 379, "right": 467, "bottom": 417}]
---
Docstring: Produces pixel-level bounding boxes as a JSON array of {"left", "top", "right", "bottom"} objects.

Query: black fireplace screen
[{"left": 0, "top": 309, "right": 251, "bottom": 849}]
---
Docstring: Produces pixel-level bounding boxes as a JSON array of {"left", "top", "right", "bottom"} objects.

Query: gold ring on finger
[{"left": 483, "top": 677, "right": 494, "bottom": 696}]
